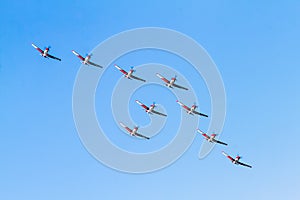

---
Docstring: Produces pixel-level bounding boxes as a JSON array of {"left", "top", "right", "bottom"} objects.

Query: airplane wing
[
  {"left": 135, "top": 100, "right": 149, "bottom": 110},
  {"left": 32, "top": 43, "right": 43, "bottom": 54},
  {"left": 135, "top": 132, "right": 150, "bottom": 140},
  {"left": 193, "top": 110, "right": 208, "bottom": 117},
  {"left": 201, "top": 133, "right": 210, "bottom": 140},
  {"left": 156, "top": 73, "right": 170, "bottom": 84},
  {"left": 173, "top": 83, "right": 188, "bottom": 90},
  {"left": 176, "top": 100, "right": 190, "bottom": 111},
  {"left": 131, "top": 75, "right": 146, "bottom": 82},
  {"left": 87, "top": 61, "right": 103, "bottom": 68},
  {"left": 196, "top": 129, "right": 210, "bottom": 139},
  {"left": 47, "top": 54, "right": 61, "bottom": 61},
  {"left": 115, "top": 64, "right": 128, "bottom": 75},
  {"left": 214, "top": 140, "right": 228, "bottom": 146},
  {"left": 152, "top": 110, "right": 167, "bottom": 117},
  {"left": 119, "top": 122, "right": 133, "bottom": 133},
  {"left": 72, "top": 50, "right": 85, "bottom": 61},
  {"left": 222, "top": 151, "right": 235, "bottom": 162},
  {"left": 237, "top": 161, "right": 252, "bottom": 168}
]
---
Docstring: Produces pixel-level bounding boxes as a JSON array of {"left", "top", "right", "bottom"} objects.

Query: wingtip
[{"left": 135, "top": 100, "right": 141, "bottom": 104}]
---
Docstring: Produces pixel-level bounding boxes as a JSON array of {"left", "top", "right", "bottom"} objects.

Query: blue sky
[{"left": 1, "top": 0, "right": 300, "bottom": 199}]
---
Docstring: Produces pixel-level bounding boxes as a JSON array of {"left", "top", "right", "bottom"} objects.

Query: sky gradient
[{"left": 1, "top": 0, "right": 300, "bottom": 199}]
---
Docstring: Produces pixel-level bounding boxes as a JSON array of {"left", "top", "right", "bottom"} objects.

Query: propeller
[
  {"left": 211, "top": 130, "right": 217, "bottom": 135},
  {"left": 193, "top": 102, "right": 198, "bottom": 108},
  {"left": 130, "top": 66, "right": 136, "bottom": 72},
  {"left": 86, "top": 53, "right": 93, "bottom": 57}
]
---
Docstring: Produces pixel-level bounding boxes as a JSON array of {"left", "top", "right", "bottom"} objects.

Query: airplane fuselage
[
  {"left": 167, "top": 78, "right": 176, "bottom": 87},
  {"left": 42, "top": 49, "right": 49, "bottom": 57},
  {"left": 233, "top": 157, "right": 240, "bottom": 164},
  {"left": 83, "top": 56, "right": 91, "bottom": 64},
  {"left": 147, "top": 105, "right": 155, "bottom": 113},
  {"left": 126, "top": 70, "right": 134, "bottom": 78},
  {"left": 131, "top": 127, "right": 138, "bottom": 135}
]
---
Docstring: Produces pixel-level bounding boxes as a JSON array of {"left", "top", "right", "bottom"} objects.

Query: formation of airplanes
[{"left": 32, "top": 43, "right": 252, "bottom": 169}]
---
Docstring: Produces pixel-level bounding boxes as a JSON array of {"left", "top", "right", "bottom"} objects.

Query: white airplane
[
  {"left": 32, "top": 43, "right": 61, "bottom": 61},
  {"left": 114, "top": 65, "right": 146, "bottom": 82},
  {"left": 72, "top": 50, "right": 103, "bottom": 68},
  {"left": 156, "top": 73, "right": 188, "bottom": 90},
  {"left": 176, "top": 100, "right": 208, "bottom": 117},
  {"left": 119, "top": 122, "right": 150, "bottom": 139},
  {"left": 222, "top": 151, "right": 252, "bottom": 168},
  {"left": 197, "top": 129, "right": 227, "bottom": 145},
  {"left": 135, "top": 100, "right": 167, "bottom": 117}
]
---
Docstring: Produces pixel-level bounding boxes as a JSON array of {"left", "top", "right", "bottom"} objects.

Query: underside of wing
[
  {"left": 135, "top": 100, "right": 149, "bottom": 110},
  {"left": 72, "top": 50, "right": 85, "bottom": 61},
  {"left": 201, "top": 133, "right": 210, "bottom": 140},
  {"left": 119, "top": 122, "right": 132, "bottom": 133},
  {"left": 193, "top": 110, "right": 208, "bottom": 117},
  {"left": 135, "top": 132, "right": 150, "bottom": 140},
  {"left": 156, "top": 73, "right": 170, "bottom": 84},
  {"left": 131, "top": 75, "right": 146, "bottom": 82},
  {"left": 152, "top": 110, "right": 167, "bottom": 117},
  {"left": 214, "top": 140, "right": 228, "bottom": 146},
  {"left": 173, "top": 83, "right": 188, "bottom": 90},
  {"left": 176, "top": 101, "right": 189, "bottom": 111},
  {"left": 237, "top": 161, "right": 252, "bottom": 168},
  {"left": 88, "top": 61, "right": 103, "bottom": 68},
  {"left": 32, "top": 43, "right": 43, "bottom": 54},
  {"left": 222, "top": 151, "right": 234, "bottom": 162},
  {"left": 114, "top": 65, "right": 127, "bottom": 75},
  {"left": 47, "top": 54, "right": 61, "bottom": 61}
]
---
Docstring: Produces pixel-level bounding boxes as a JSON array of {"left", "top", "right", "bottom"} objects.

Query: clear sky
[{"left": 1, "top": 0, "right": 300, "bottom": 199}]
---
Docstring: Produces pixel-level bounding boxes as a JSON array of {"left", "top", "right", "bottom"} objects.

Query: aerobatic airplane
[
  {"left": 32, "top": 43, "right": 61, "bottom": 61},
  {"left": 156, "top": 73, "right": 188, "bottom": 90},
  {"left": 72, "top": 50, "right": 103, "bottom": 68},
  {"left": 114, "top": 65, "right": 146, "bottom": 82},
  {"left": 197, "top": 129, "right": 227, "bottom": 145},
  {"left": 176, "top": 100, "right": 208, "bottom": 117},
  {"left": 119, "top": 122, "right": 150, "bottom": 139},
  {"left": 135, "top": 100, "right": 167, "bottom": 117},
  {"left": 222, "top": 151, "right": 252, "bottom": 168}
]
